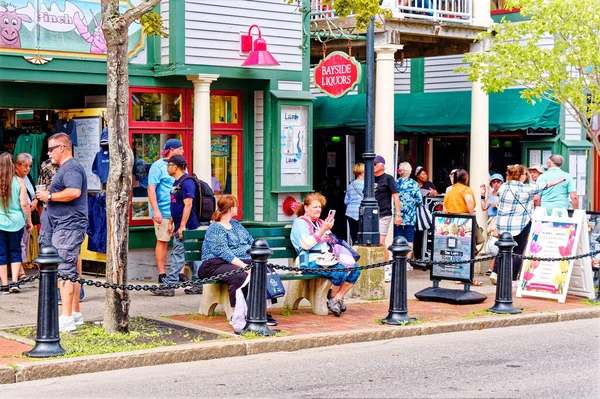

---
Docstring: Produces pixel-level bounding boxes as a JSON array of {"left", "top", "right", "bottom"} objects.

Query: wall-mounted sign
[
  {"left": 280, "top": 105, "right": 308, "bottom": 185},
  {"left": 0, "top": 0, "right": 144, "bottom": 59},
  {"left": 313, "top": 51, "right": 361, "bottom": 98}
]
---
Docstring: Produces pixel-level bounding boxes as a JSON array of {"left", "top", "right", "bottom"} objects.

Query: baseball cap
[
  {"left": 100, "top": 127, "right": 109, "bottom": 145},
  {"left": 415, "top": 166, "right": 426, "bottom": 177},
  {"left": 374, "top": 155, "right": 385, "bottom": 164},
  {"left": 490, "top": 173, "right": 504, "bottom": 183},
  {"left": 164, "top": 154, "right": 187, "bottom": 168},
  {"left": 528, "top": 164, "right": 544, "bottom": 174},
  {"left": 450, "top": 169, "right": 457, "bottom": 176},
  {"left": 161, "top": 138, "right": 183, "bottom": 155}
]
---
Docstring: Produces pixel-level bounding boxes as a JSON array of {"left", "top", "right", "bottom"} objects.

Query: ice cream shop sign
[{"left": 313, "top": 51, "right": 361, "bottom": 98}]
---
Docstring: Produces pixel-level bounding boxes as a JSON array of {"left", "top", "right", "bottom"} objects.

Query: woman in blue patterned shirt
[
  {"left": 198, "top": 195, "right": 271, "bottom": 333},
  {"left": 394, "top": 162, "right": 422, "bottom": 255},
  {"left": 344, "top": 163, "right": 364, "bottom": 244}
]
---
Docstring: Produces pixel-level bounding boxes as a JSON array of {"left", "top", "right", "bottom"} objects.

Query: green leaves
[
  {"left": 462, "top": 0, "right": 600, "bottom": 152},
  {"left": 138, "top": 11, "right": 168, "bottom": 38}
]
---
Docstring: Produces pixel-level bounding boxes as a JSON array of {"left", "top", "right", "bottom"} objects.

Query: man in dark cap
[
  {"left": 374, "top": 155, "right": 401, "bottom": 269},
  {"left": 153, "top": 154, "right": 202, "bottom": 296}
]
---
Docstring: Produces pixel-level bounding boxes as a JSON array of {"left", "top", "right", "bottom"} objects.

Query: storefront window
[
  {"left": 211, "top": 134, "right": 239, "bottom": 201},
  {"left": 131, "top": 132, "right": 183, "bottom": 221},
  {"left": 131, "top": 92, "right": 182, "bottom": 123},
  {"left": 210, "top": 95, "right": 239, "bottom": 125}
]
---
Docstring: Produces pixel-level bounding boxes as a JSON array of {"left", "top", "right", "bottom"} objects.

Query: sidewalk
[{"left": 0, "top": 270, "right": 598, "bottom": 383}]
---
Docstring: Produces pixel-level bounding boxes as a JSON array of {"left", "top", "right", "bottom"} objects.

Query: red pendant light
[{"left": 240, "top": 24, "right": 280, "bottom": 67}]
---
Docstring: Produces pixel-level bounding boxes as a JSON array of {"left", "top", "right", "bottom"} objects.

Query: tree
[
  {"left": 462, "top": 0, "right": 600, "bottom": 154},
  {"left": 100, "top": 0, "right": 166, "bottom": 333}
]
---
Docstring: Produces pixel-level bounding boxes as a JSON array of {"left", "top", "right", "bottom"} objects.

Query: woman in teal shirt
[{"left": 0, "top": 153, "right": 33, "bottom": 293}]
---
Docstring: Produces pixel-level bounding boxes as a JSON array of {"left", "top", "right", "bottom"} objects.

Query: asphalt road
[{"left": 3, "top": 318, "right": 599, "bottom": 398}]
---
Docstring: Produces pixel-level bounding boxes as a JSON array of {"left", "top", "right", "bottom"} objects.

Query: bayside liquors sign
[{"left": 313, "top": 51, "right": 361, "bottom": 98}]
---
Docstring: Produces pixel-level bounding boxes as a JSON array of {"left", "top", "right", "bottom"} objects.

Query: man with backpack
[{"left": 152, "top": 154, "right": 204, "bottom": 296}]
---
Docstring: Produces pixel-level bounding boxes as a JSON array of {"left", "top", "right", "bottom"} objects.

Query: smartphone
[{"left": 328, "top": 209, "right": 336, "bottom": 219}]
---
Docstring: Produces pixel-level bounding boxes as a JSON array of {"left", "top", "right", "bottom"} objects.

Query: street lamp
[{"left": 357, "top": 16, "right": 380, "bottom": 245}]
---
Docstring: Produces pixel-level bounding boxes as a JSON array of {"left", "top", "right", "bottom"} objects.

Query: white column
[
  {"left": 374, "top": 45, "right": 402, "bottom": 177},
  {"left": 472, "top": 0, "right": 493, "bottom": 27},
  {"left": 187, "top": 74, "right": 219, "bottom": 184},
  {"left": 469, "top": 43, "right": 489, "bottom": 233}
]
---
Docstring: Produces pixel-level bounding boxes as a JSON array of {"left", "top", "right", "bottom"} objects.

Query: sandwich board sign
[{"left": 516, "top": 208, "right": 595, "bottom": 303}]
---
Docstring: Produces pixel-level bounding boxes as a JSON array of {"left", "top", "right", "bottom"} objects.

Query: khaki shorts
[
  {"left": 379, "top": 216, "right": 392, "bottom": 237},
  {"left": 154, "top": 218, "right": 171, "bottom": 242}
]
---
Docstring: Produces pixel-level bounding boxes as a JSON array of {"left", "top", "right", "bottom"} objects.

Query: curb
[{"left": 3, "top": 307, "right": 599, "bottom": 384}]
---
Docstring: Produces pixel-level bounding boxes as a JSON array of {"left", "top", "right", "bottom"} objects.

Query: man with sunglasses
[{"left": 36, "top": 133, "right": 87, "bottom": 332}]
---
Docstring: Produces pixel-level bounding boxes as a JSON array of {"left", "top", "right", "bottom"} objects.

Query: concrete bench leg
[
  {"left": 199, "top": 283, "right": 233, "bottom": 320},
  {"left": 284, "top": 278, "right": 331, "bottom": 316}
]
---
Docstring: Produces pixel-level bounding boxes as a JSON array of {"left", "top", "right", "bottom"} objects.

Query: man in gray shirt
[{"left": 36, "top": 133, "right": 88, "bottom": 332}]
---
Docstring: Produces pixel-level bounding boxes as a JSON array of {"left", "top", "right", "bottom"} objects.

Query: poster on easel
[
  {"left": 517, "top": 208, "right": 595, "bottom": 303},
  {"left": 431, "top": 214, "right": 476, "bottom": 284},
  {"left": 586, "top": 212, "right": 600, "bottom": 272}
]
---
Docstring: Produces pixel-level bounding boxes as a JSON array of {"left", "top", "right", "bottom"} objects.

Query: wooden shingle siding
[{"left": 184, "top": 0, "right": 302, "bottom": 71}]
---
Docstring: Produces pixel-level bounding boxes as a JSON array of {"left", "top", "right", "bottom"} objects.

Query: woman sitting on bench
[
  {"left": 198, "top": 195, "right": 277, "bottom": 333},
  {"left": 290, "top": 192, "right": 361, "bottom": 317}
]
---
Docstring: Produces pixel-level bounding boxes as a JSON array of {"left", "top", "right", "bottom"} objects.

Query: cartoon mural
[
  {"left": 0, "top": 3, "right": 32, "bottom": 48},
  {"left": 0, "top": 0, "right": 143, "bottom": 58}
]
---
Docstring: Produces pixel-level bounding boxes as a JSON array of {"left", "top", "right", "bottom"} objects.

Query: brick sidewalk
[{"left": 170, "top": 293, "right": 595, "bottom": 335}]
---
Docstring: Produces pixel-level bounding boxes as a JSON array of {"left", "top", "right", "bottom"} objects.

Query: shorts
[
  {"left": 379, "top": 216, "right": 393, "bottom": 237},
  {"left": 394, "top": 225, "right": 415, "bottom": 243},
  {"left": 0, "top": 228, "right": 24, "bottom": 265},
  {"left": 154, "top": 218, "right": 171, "bottom": 242},
  {"left": 52, "top": 229, "right": 85, "bottom": 277}
]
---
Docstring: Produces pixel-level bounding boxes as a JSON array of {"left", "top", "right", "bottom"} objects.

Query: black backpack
[{"left": 178, "top": 174, "right": 216, "bottom": 224}]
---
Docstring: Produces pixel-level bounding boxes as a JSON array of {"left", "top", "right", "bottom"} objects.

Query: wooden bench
[{"left": 183, "top": 226, "right": 330, "bottom": 319}]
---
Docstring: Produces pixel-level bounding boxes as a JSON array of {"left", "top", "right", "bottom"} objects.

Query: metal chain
[
  {"left": 0, "top": 273, "right": 40, "bottom": 290},
  {"left": 409, "top": 254, "right": 500, "bottom": 267},
  {"left": 57, "top": 264, "right": 255, "bottom": 291},
  {"left": 515, "top": 249, "right": 600, "bottom": 262},
  {"left": 268, "top": 259, "right": 394, "bottom": 274}
]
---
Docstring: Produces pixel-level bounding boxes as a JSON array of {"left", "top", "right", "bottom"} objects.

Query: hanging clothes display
[
  {"left": 54, "top": 119, "right": 78, "bottom": 146},
  {"left": 92, "top": 149, "right": 110, "bottom": 184},
  {"left": 87, "top": 192, "right": 107, "bottom": 254},
  {"left": 14, "top": 132, "right": 45, "bottom": 183}
]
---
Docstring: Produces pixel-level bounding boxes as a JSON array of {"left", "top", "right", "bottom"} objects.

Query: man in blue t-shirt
[
  {"left": 537, "top": 154, "right": 579, "bottom": 214},
  {"left": 147, "top": 138, "right": 187, "bottom": 284},
  {"left": 153, "top": 154, "right": 202, "bottom": 296}
]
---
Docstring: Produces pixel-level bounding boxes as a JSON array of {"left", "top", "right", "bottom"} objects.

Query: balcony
[
  {"left": 309, "top": 0, "right": 489, "bottom": 61},
  {"left": 310, "top": 0, "right": 474, "bottom": 25}
]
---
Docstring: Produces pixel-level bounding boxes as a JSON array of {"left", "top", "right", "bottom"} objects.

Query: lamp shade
[{"left": 241, "top": 25, "right": 279, "bottom": 67}]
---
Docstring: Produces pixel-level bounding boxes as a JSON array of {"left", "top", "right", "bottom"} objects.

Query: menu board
[
  {"left": 430, "top": 214, "right": 476, "bottom": 283},
  {"left": 517, "top": 208, "right": 594, "bottom": 303},
  {"left": 73, "top": 117, "right": 102, "bottom": 191},
  {"left": 280, "top": 105, "right": 308, "bottom": 186}
]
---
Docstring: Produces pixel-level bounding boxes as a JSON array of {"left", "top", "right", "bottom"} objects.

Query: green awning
[{"left": 313, "top": 89, "right": 560, "bottom": 133}]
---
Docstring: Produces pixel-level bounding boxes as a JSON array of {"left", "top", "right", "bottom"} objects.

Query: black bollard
[
  {"left": 382, "top": 236, "right": 416, "bottom": 325},
  {"left": 243, "top": 239, "right": 279, "bottom": 336},
  {"left": 24, "top": 246, "right": 66, "bottom": 358},
  {"left": 489, "top": 232, "right": 522, "bottom": 314}
]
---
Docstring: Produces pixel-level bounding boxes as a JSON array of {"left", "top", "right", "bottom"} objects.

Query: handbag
[
  {"left": 315, "top": 252, "right": 338, "bottom": 267},
  {"left": 266, "top": 267, "right": 286, "bottom": 299},
  {"left": 332, "top": 244, "right": 357, "bottom": 268},
  {"left": 415, "top": 205, "right": 433, "bottom": 231},
  {"left": 328, "top": 233, "right": 360, "bottom": 262}
]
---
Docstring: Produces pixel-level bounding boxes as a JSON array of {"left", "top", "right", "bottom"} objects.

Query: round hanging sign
[{"left": 313, "top": 51, "right": 361, "bottom": 98}]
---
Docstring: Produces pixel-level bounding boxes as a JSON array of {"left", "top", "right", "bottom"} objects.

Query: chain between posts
[
  {"left": 5, "top": 249, "right": 598, "bottom": 291},
  {"left": 0, "top": 274, "right": 40, "bottom": 290},
  {"left": 516, "top": 249, "right": 600, "bottom": 262},
  {"left": 55, "top": 263, "right": 255, "bottom": 291}
]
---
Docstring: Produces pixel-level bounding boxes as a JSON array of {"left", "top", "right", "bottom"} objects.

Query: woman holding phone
[{"left": 290, "top": 192, "right": 361, "bottom": 317}]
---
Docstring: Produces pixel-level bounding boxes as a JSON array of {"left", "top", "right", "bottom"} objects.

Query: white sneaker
[
  {"left": 73, "top": 312, "right": 84, "bottom": 326},
  {"left": 59, "top": 315, "right": 76, "bottom": 332},
  {"left": 489, "top": 272, "right": 497, "bottom": 285}
]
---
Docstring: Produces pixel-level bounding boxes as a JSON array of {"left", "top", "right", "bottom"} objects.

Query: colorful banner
[
  {"left": 0, "top": 0, "right": 144, "bottom": 58},
  {"left": 431, "top": 215, "right": 476, "bottom": 283}
]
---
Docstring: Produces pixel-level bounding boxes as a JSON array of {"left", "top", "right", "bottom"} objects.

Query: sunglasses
[{"left": 47, "top": 144, "right": 64, "bottom": 153}]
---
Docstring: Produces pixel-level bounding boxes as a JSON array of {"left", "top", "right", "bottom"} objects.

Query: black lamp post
[{"left": 357, "top": 16, "right": 380, "bottom": 246}]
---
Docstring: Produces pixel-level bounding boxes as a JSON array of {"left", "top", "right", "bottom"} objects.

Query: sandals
[{"left": 18, "top": 273, "right": 28, "bottom": 281}]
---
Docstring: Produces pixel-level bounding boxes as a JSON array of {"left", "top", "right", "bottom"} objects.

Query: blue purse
[{"left": 266, "top": 267, "right": 286, "bottom": 299}]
